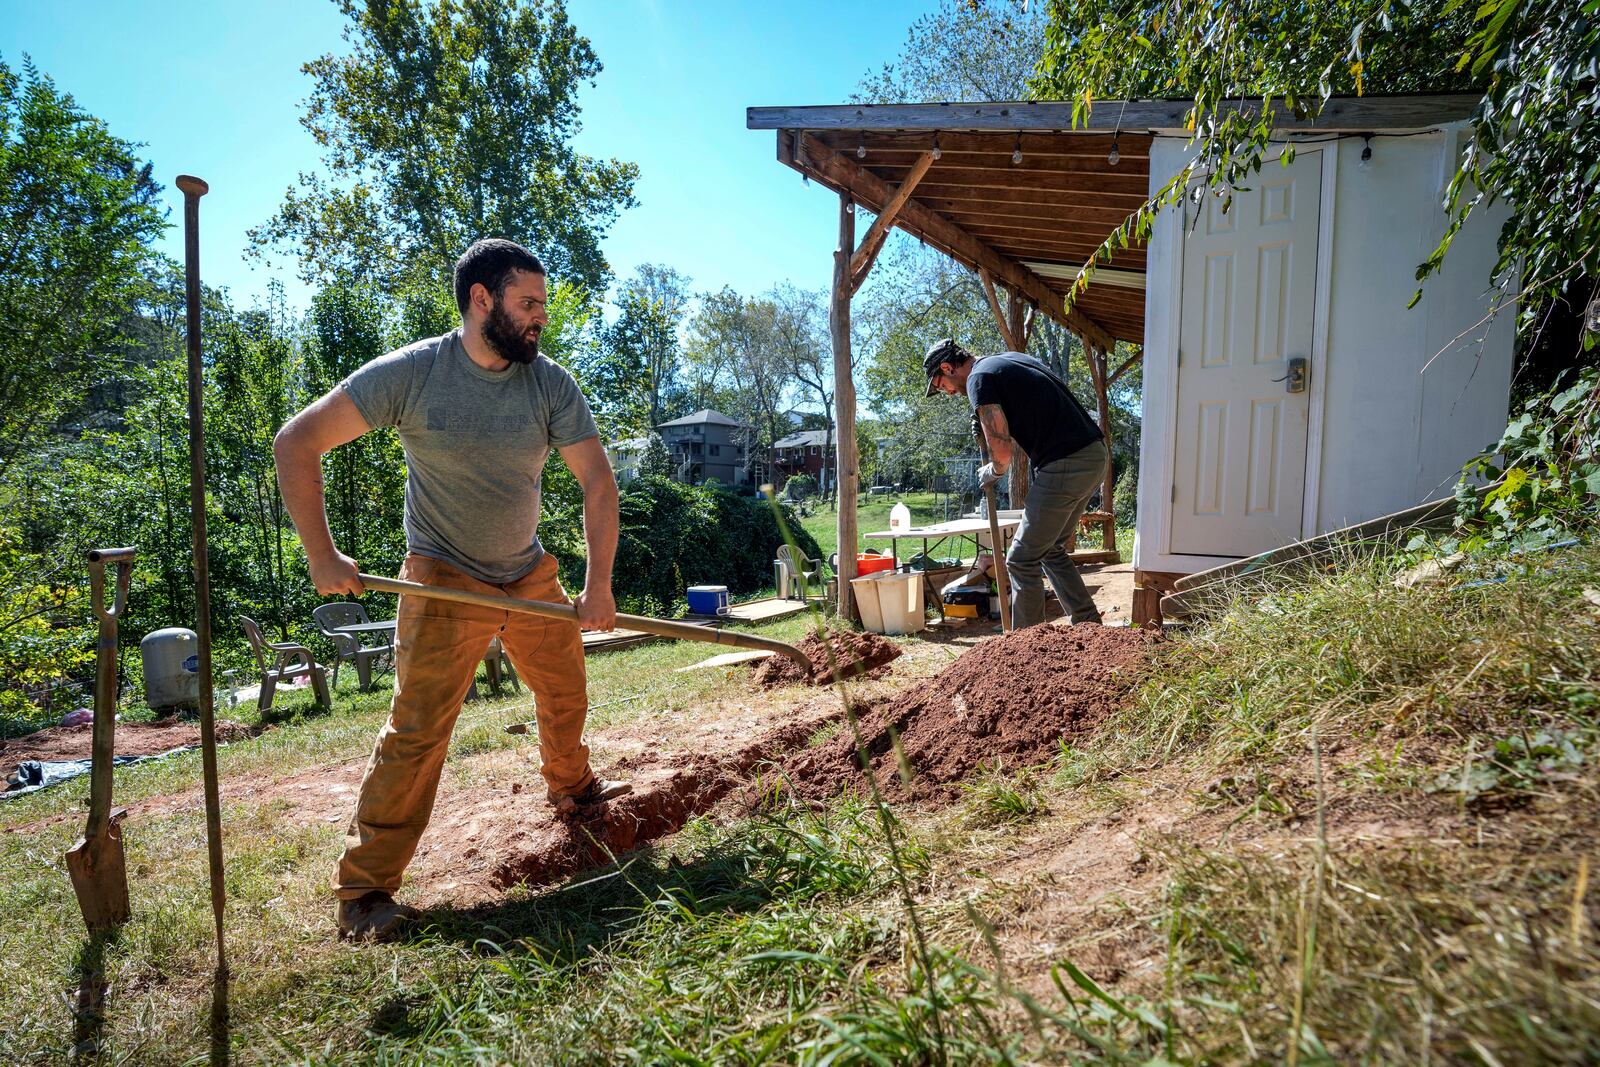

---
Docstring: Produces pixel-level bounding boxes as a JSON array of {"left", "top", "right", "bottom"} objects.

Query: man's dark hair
[
  {"left": 923, "top": 338, "right": 973, "bottom": 374},
  {"left": 453, "top": 239, "right": 546, "bottom": 315}
]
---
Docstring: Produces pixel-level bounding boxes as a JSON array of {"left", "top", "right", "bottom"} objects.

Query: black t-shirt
[{"left": 966, "top": 351, "right": 1102, "bottom": 468}]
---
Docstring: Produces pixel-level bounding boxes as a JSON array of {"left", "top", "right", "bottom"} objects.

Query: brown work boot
[
  {"left": 547, "top": 776, "right": 632, "bottom": 815},
  {"left": 336, "top": 891, "right": 420, "bottom": 941}
]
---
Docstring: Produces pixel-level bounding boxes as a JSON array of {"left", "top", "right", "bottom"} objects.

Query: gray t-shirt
[{"left": 341, "top": 328, "right": 598, "bottom": 584}]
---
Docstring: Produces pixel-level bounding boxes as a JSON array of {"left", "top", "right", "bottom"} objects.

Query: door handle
[{"left": 1272, "top": 356, "right": 1309, "bottom": 394}]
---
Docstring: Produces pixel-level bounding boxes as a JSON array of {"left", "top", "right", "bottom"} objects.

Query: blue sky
[{"left": 3, "top": 0, "right": 933, "bottom": 311}]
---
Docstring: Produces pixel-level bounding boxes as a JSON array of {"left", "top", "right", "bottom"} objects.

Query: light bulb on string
[
  {"left": 856, "top": 139, "right": 867, "bottom": 159},
  {"left": 1107, "top": 136, "right": 1120, "bottom": 166},
  {"left": 1011, "top": 133, "right": 1023, "bottom": 165},
  {"left": 1359, "top": 135, "right": 1374, "bottom": 169},
  {"left": 931, "top": 133, "right": 942, "bottom": 161},
  {"left": 845, "top": 196, "right": 855, "bottom": 214}
]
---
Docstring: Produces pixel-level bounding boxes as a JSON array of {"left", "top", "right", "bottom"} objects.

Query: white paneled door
[{"left": 1171, "top": 151, "right": 1322, "bottom": 557}]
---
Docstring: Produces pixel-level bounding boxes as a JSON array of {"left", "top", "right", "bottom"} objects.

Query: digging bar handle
[
  {"left": 983, "top": 484, "right": 1013, "bottom": 632},
  {"left": 357, "top": 574, "right": 814, "bottom": 670},
  {"left": 84, "top": 547, "right": 137, "bottom": 842}
]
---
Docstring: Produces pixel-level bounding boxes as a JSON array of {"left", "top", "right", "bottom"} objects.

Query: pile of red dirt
[
  {"left": 751, "top": 630, "right": 902, "bottom": 689},
  {"left": 1, "top": 718, "right": 251, "bottom": 781},
  {"left": 780, "top": 623, "right": 1156, "bottom": 803}
]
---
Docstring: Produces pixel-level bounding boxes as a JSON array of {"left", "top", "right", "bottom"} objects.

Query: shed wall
[{"left": 1134, "top": 126, "right": 1515, "bottom": 575}]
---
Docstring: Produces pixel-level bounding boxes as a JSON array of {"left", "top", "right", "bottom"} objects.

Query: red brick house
[{"left": 772, "top": 428, "right": 835, "bottom": 490}]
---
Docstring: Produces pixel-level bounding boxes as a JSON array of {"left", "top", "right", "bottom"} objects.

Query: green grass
[{"left": 797, "top": 491, "right": 948, "bottom": 563}]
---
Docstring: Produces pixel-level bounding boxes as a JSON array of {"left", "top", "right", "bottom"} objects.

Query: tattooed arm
[{"left": 976, "top": 403, "right": 1016, "bottom": 473}]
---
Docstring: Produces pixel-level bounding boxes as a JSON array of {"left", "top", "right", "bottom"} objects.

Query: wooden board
[
  {"left": 1160, "top": 486, "right": 1492, "bottom": 619},
  {"left": 676, "top": 650, "right": 775, "bottom": 672},
  {"left": 748, "top": 95, "right": 1481, "bottom": 134}
]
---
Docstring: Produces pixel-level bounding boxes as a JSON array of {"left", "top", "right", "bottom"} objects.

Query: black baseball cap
[{"left": 923, "top": 338, "right": 972, "bottom": 397}]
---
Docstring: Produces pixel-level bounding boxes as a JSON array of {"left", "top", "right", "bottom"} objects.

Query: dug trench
[
  {"left": 12, "top": 624, "right": 1155, "bottom": 912},
  {"left": 419, "top": 623, "right": 1155, "bottom": 905}
]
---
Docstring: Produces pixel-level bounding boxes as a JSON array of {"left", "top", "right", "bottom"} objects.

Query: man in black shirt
[{"left": 925, "top": 339, "right": 1107, "bottom": 628}]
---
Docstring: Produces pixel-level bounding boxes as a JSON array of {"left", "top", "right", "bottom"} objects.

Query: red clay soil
[
  {"left": 780, "top": 623, "right": 1157, "bottom": 804},
  {"left": 411, "top": 706, "right": 843, "bottom": 904},
  {"left": 751, "top": 630, "right": 902, "bottom": 689},
  {"left": 1, "top": 719, "right": 250, "bottom": 782}
]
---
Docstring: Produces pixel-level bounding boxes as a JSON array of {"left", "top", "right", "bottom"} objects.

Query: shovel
[
  {"left": 982, "top": 484, "right": 1013, "bottom": 631},
  {"left": 358, "top": 574, "right": 827, "bottom": 674},
  {"left": 66, "top": 547, "right": 136, "bottom": 932}
]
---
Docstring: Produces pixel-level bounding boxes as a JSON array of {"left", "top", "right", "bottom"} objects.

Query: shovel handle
[
  {"left": 357, "top": 574, "right": 814, "bottom": 670},
  {"left": 983, "top": 484, "right": 1013, "bottom": 632}
]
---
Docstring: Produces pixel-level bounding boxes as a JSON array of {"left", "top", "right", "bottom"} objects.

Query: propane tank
[{"left": 141, "top": 627, "right": 199, "bottom": 712}]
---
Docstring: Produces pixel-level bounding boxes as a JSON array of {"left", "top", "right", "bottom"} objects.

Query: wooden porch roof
[{"left": 747, "top": 96, "right": 1480, "bottom": 349}]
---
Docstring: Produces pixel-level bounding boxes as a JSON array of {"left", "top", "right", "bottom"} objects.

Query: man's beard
[{"left": 482, "top": 299, "right": 541, "bottom": 364}]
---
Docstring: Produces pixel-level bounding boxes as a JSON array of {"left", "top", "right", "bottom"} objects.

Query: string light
[
  {"left": 1107, "top": 135, "right": 1121, "bottom": 167},
  {"left": 856, "top": 139, "right": 867, "bottom": 159},
  {"left": 931, "top": 132, "right": 942, "bottom": 161},
  {"left": 1011, "top": 133, "right": 1023, "bottom": 166},
  {"left": 845, "top": 196, "right": 855, "bottom": 214},
  {"left": 1359, "top": 135, "right": 1374, "bottom": 169}
]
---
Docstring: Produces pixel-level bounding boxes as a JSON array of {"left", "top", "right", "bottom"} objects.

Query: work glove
[{"left": 977, "top": 462, "right": 1004, "bottom": 488}]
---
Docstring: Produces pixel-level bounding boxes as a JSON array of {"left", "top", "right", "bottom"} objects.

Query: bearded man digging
[{"left": 274, "top": 239, "right": 629, "bottom": 941}]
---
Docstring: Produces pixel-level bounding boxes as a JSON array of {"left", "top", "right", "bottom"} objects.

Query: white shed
[
  {"left": 1136, "top": 129, "right": 1514, "bottom": 579},
  {"left": 748, "top": 95, "right": 1513, "bottom": 622}
]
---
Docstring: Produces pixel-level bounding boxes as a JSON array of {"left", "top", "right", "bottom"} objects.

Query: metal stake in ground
[
  {"left": 65, "top": 546, "right": 136, "bottom": 932},
  {"left": 177, "top": 173, "right": 228, "bottom": 982}
]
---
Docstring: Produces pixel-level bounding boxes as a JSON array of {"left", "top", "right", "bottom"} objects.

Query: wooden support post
[
  {"left": 1092, "top": 345, "right": 1116, "bottom": 550},
  {"left": 1108, "top": 346, "right": 1143, "bottom": 387},
  {"left": 831, "top": 193, "right": 859, "bottom": 619},
  {"left": 1005, "top": 286, "right": 1031, "bottom": 510}
]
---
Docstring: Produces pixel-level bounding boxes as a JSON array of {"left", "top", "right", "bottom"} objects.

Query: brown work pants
[{"left": 334, "top": 552, "right": 593, "bottom": 899}]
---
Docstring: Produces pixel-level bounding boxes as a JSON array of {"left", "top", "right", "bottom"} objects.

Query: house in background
[
  {"left": 606, "top": 436, "right": 650, "bottom": 484},
  {"left": 772, "top": 428, "right": 835, "bottom": 490},
  {"left": 656, "top": 409, "right": 749, "bottom": 485}
]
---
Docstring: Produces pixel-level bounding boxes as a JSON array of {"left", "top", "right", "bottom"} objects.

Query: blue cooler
[{"left": 686, "top": 584, "right": 730, "bottom": 615}]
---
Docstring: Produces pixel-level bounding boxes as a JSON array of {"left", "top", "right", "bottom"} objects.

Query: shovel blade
[{"left": 66, "top": 824, "right": 131, "bottom": 933}]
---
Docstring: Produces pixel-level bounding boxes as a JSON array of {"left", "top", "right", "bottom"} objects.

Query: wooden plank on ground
[
  {"left": 676, "top": 650, "right": 775, "bottom": 672},
  {"left": 726, "top": 597, "right": 812, "bottom": 623},
  {"left": 581, "top": 628, "right": 655, "bottom": 654}
]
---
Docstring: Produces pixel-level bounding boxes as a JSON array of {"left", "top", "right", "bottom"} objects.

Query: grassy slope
[{"left": 5, "top": 546, "right": 1599, "bottom": 1063}]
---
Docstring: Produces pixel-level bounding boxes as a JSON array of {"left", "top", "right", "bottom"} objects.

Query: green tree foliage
[
  {"left": 637, "top": 433, "right": 675, "bottom": 480},
  {"left": 302, "top": 277, "right": 409, "bottom": 583},
  {"left": 541, "top": 476, "right": 819, "bottom": 614},
  {"left": 855, "top": 0, "right": 1047, "bottom": 102},
  {"left": 0, "top": 55, "right": 166, "bottom": 476},
  {"left": 583, "top": 264, "right": 690, "bottom": 435},
  {"left": 250, "top": 0, "right": 638, "bottom": 292},
  {"left": 688, "top": 288, "right": 799, "bottom": 478},
  {"left": 1031, "top": 0, "right": 1594, "bottom": 320}
]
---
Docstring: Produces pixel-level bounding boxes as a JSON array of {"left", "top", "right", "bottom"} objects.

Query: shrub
[
  {"left": 542, "top": 476, "right": 821, "bottom": 612},
  {"left": 1113, "top": 463, "right": 1137, "bottom": 526},
  {"left": 784, "top": 473, "right": 817, "bottom": 500}
]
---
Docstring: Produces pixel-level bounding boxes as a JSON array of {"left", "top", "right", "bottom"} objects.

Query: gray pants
[{"left": 1005, "top": 440, "right": 1106, "bottom": 629}]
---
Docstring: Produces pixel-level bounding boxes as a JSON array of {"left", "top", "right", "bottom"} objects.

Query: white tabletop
[{"left": 864, "top": 517, "right": 1020, "bottom": 540}]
